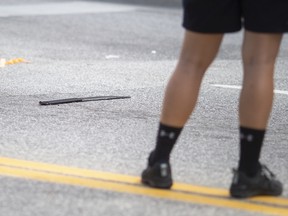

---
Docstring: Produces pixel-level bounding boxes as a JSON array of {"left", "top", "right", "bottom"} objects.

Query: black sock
[
  {"left": 149, "top": 123, "right": 182, "bottom": 165},
  {"left": 238, "top": 126, "right": 265, "bottom": 177}
]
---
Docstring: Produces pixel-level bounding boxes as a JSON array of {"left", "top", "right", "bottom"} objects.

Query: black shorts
[{"left": 183, "top": 0, "right": 288, "bottom": 33}]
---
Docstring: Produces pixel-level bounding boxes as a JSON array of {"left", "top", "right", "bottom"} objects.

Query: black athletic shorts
[{"left": 183, "top": 0, "right": 288, "bottom": 33}]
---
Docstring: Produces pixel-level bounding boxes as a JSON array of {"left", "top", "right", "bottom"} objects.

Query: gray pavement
[{"left": 0, "top": 1, "right": 288, "bottom": 216}]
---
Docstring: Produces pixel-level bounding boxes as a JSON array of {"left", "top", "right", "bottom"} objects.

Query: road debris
[{"left": 0, "top": 58, "right": 30, "bottom": 67}]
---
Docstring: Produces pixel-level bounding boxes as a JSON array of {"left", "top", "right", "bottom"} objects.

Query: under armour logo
[
  {"left": 240, "top": 133, "right": 254, "bottom": 142},
  {"left": 160, "top": 130, "right": 175, "bottom": 139}
]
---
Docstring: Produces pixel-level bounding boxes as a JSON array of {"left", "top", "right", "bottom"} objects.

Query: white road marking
[
  {"left": 0, "top": 1, "right": 137, "bottom": 17},
  {"left": 212, "top": 84, "right": 288, "bottom": 95},
  {"left": 105, "top": 55, "right": 120, "bottom": 59}
]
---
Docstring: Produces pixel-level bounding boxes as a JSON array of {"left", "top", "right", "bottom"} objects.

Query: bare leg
[
  {"left": 161, "top": 31, "right": 223, "bottom": 127},
  {"left": 240, "top": 31, "right": 282, "bottom": 129},
  {"left": 230, "top": 31, "right": 284, "bottom": 198},
  {"left": 141, "top": 31, "right": 223, "bottom": 189}
]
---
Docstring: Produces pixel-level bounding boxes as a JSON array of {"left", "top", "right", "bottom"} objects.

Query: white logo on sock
[
  {"left": 240, "top": 133, "right": 254, "bottom": 142},
  {"left": 247, "top": 135, "right": 253, "bottom": 142},
  {"left": 160, "top": 130, "right": 175, "bottom": 139}
]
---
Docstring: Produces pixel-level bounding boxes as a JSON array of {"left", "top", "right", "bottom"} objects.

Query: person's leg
[
  {"left": 141, "top": 31, "right": 223, "bottom": 188},
  {"left": 240, "top": 31, "right": 282, "bottom": 129},
  {"left": 161, "top": 31, "right": 223, "bottom": 127},
  {"left": 154, "top": 31, "right": 223, "bottom": 163},
  {"left": 239, "top": 31, "right": 282, "bottom": 175},
  {"left": 151, "top": 31, "right": 223, "bottom": 163},
  {"left": 230, "top": 31, "right": 283, "bottom": 198}
]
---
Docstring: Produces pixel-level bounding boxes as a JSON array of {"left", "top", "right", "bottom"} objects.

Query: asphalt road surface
[{"left": 1, "top": 1, "right": 288, "bottom": 216}]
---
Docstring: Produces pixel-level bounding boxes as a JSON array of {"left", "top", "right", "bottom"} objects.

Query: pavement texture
[{"left": 0, "top": 1, "right": 288, "bottom": 216}]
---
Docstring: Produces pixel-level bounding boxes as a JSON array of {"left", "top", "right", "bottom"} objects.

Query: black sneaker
[
  {"left": 230, "top": 164, "right": 283, "bottom": 198},
  {"left": 141, "top": 152, "right": 173, "bottom": 189}
]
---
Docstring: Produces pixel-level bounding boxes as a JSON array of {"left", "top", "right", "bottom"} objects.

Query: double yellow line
[{"left": 0, "top": 156, "right": 288, "bottom": 215}]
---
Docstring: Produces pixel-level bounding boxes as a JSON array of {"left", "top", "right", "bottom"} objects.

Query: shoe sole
[
  {"left": 230, "top": 187, "right": 282, "bottom": 198},
  {"left": 141, "top": 177, "right": 172, "bottom": 189}
]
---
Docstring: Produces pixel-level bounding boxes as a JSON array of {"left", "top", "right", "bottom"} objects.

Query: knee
[
  {"left": 177, "top": 55, "right": 211, "bottom": 75},
  {"left": 242, "top": 55, "right": 275, "bottom": 83}
]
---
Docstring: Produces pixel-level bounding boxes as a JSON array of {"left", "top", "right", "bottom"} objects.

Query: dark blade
[
  {"left": 81, "top": 96, "right": 131, "bottom": 102},
  {"left": 39, "top": 96, "right": 131, "bottom": 105}
]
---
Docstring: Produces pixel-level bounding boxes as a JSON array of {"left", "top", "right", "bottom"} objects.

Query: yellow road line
[
  {"left": 0, "top": 156, "right": 140, "bottom": 183},
  {"left": 173, "top": 183, "right": 288, "bottom": 207},
  {"left": 0, "top": 156, "right": 287, "bottom": 207},
  {"left": 1, "top": 165, "right": 288, "bottom": 216}
]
